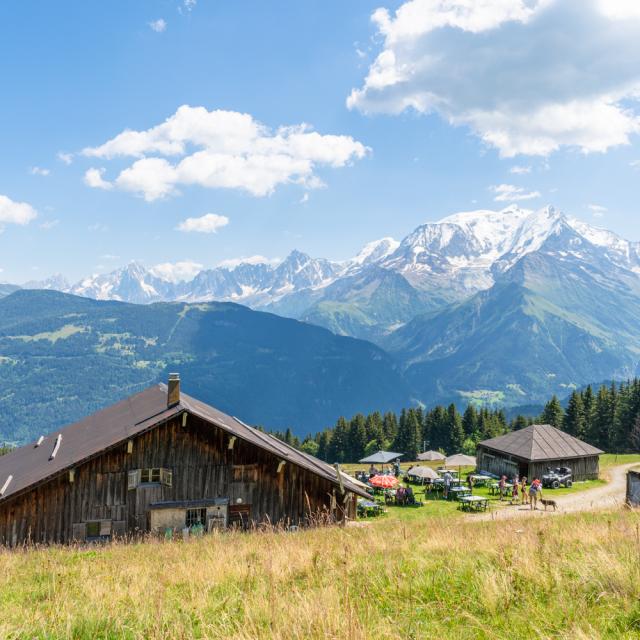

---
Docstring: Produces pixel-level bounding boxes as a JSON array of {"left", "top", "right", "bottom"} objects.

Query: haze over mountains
[{"left": 4, "top": 205, "right": 640, "bottom": 435}]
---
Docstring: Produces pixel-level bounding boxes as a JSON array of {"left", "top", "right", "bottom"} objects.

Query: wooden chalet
[
  {"left": 476, "top": 424, "right": 603, "bottom": 481},
  {"left": 0, "top": 374, "right": 369, "bottom": 546}
]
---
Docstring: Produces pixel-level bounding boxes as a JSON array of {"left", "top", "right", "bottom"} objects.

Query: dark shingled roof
[
  {"left": 478, "top": 424, "right": 603, "bottom": 462},
  {"left": 0, "top": 383, "right": 370, "bottom": 503}
]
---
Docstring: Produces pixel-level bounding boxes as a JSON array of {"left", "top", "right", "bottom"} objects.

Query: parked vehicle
[{"left": 542, "top": 466, "right": 573, "bottom": 489}]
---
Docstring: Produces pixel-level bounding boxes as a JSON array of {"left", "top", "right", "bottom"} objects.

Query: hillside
[
  {"left": 0, "top": 290, "right": 412, "bottom": 443},
  {"left": 0, "top": 508, "right": 637, "bottom": 638},
  {"left": 386, "top": 228, "right": 640, "bottom": 406}
]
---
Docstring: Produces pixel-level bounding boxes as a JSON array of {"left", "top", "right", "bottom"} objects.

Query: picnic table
[
  {"left": 459, "top": 495, "right": 489, "bottom": 512},
  {"left": 432, "top": 477, "right": 462, "bottom": 488},
  {"left": 489, "top": 482, "right": 513, "bottom": 495},
  {"left": 357, "top": 499, "right": 386, "bottom": 517},
  {"left": 468, "top": 474, "right": 491, "bottom": 487},
  {"left": 447, "top": 486, "right": 472, "bottom": 501}
]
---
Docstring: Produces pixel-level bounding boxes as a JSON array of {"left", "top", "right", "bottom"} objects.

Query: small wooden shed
[
  {"left": 0, "top": 375, "right": 369, "bottom": 546},
  {"left": 476, "top": 424, "right": 602, "bottom": 481}
]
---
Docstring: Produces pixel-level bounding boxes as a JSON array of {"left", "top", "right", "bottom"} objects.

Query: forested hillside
[
  {"left": 280, "top": 380, "right": 640, "bottom": 462},
  {"left": 0, "top": 290, "right": 412, "bottom": 443}
]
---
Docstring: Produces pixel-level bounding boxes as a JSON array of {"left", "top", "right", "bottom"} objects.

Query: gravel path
[{"left": 472, "top": 462, "right": 639, "bottom": 521}]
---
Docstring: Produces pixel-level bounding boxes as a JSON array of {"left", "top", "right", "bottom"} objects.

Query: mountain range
[
  {"left": 0, "top": 290, "right": 411, "bottom": 444},
  {"left": 4, "top": 205, "right": 640, "bottom": 430}
]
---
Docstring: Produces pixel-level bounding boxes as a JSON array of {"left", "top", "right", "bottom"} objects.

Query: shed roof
[
  {"left": 478, "top": 424, "right": 603, "bottom": 462},
  {"left": 0, "top": 383, "right": 370, "bottom": 503}
]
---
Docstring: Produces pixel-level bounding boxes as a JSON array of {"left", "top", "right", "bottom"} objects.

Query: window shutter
[
  {"left": 161, "top": 468, "right": 173, "bottom": 487},
  {"left": 127, "top": 470, "right": 140, "bottom": 490}
]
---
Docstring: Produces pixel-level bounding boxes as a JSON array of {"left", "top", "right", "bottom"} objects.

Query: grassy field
[
  {"left": 2, "top": 510, "right": 640, "bottom": 638},
  {"left": 1, "top": 455, "right": 639, "bottom": 639}
]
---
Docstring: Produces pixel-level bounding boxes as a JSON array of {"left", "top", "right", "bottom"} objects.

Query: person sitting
[
  {"left": 395, "top": 486, "right": 406, "bottom": 505},
  {"left": 369, "top": 464, "right": 378, "bottom": 477},
  {"left": 404, "top": 485, "right": 415, "bottom": 505}
]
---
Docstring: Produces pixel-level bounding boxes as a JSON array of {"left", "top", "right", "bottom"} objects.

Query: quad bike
[{"left": 542, "top": 466, "right": 573, "bottom": 489}]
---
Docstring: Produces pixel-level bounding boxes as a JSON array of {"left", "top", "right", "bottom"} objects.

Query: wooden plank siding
[
  {"left": 0, "top": 414, "right": 351, "bottom": 546},
  {"left": 477, "top": 445, "right": 600, "bottom": 481}
]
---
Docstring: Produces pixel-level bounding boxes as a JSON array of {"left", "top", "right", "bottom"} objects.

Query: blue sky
[{"left": 0, "top": 0, "right": 639, "bottom": 283}]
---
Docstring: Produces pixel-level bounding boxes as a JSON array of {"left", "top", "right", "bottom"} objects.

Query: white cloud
[
  {"left": 588, "top": 203, "right": 607, "bottom": 218},
  {"left": 299, "top": 192, "right": 310, "bottom": 204},
  {"left": 88, "top": 222, "right": 108, "bottom": 232},
  {"left": 631, "top": 160, "right": 640, "bottom": 169},
  {"left": 57, "top": 151, "right": 73, "bottom": 165},
  {"left": 84, "top": 167, "right": 113, "bottom": 190},
  {"left": 491, "top": 184, "right": 541, "bottom": 202},
  {"left": 176, "top": 212, "right": 229, "bottom": 234},
  {"left": 29, "top": 166, "right": 50, "bottom": 177},
  {"left": 218, "top": 255, "right": 281, "bottom": 269},
  {"left": 149, "top": 18, "right": 167, "bottom": 33},
  {"left": 81, "top": 105, "right": 369, "bottom": 201},
  {"left": 0, "top": 194, "right": 38, "bottom": 227},
  {"left": 39, "top": 219, "right": 59, "bottom": 230},
  {"left": 150, "top": 259, "right": 203, "bottom": 283},
  {"left": 349, "top": 0, "right": 640, "bottom": 157},
  {"left": 509, "top": 165, "right": 531, "bottom": 175},
  {"left": 182, "top": 0, "right": 197, "bottom": 12}
]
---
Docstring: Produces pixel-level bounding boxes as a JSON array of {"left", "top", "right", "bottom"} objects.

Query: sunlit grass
[{"left": 2, "top": 511, "right": 640, "bottom": 638}]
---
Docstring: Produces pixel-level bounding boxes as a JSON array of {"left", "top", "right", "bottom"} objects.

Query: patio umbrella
[
  {"left": 417, "top": 450, "right": 445, "bottom": 462},
  {"left": 445, "top": 454, "right": 477, "bottom": 468},
  {"left": 359, "top": 451, "right": 403, "bottom": 465},
  {"left": 369, "top": 474, "right": 399, "bottom": 489},
  {"left": 406, "top": 465, "right": 439, "bottom": 481}
]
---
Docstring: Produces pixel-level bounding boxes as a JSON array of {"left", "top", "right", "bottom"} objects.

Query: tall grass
[{"left": 1, "top": 510, "right": 640, "bottom": 639}]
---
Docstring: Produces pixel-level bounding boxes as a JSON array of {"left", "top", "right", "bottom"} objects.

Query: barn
[
  {"left": 0, "top": 375, "right": 369, "bottom": 546},
  {"left": 476, "top": 424, "right": 603, "bottom": 481}
]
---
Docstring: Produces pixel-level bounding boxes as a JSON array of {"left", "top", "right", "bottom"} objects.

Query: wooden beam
[
  {"left": 228, "top": 436, "right": 236, "bottom": 451},
  {"left": 126, "top": 440, "right": 133, "bottom": 454},
  {"left": 0, "top": 475, "right": 12, "bottom": 496},
  {"left": 277, "top": 460, "right": 286, "bottom": 473},
  {"left": 69, "top": 469, "right": 75, "bottom": 483},
  {"left": 182, "top": 412, "right": 188, "bottom": 428},
  {"left": 50, "top": 434, "right": 62, "bottom": 460}
]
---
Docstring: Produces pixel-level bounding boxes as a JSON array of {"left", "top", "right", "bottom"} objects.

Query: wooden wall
[
  {"left": 0, "top": 414, "right": 351, "bottom": 546},
  {"left": 477, "top": 446, "right": 600, "bottom": 481}
]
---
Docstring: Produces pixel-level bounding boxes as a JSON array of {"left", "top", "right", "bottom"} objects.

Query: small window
[
  {"left": 186, "top": 508, "right": 207, "bottom": 528},
  {"left": 134, "top": 468, "right": 172, "bottom": 487},
  {"left": 86, "top": 521, "right": 101, "bottom": 537}
]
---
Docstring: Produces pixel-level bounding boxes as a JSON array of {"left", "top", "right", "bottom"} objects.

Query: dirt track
[{"left": 474, "top": 462, "right": 639, "bottom": 521}]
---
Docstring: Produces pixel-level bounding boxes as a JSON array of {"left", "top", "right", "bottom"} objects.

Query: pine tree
[
  {"left": 462, "top": 404, "right": 478, "bottom": 437},
  {"left": 382, "top": 412, "right": 398, "bottom": 444},
  {"left": 540, "top": 395, "right": 564, "bottom": 428},
  {"left": 447, "top": 403, "right": 465, "bottom": 453},
  {"left": 582, "top": 385, "right": 595, "bottom": 441},
  {"left": 316, "top": 430, "right": 331, "bottom": 461},
  {"left": 365, "top": 412, "right": 385, "bottom": 450},
  {"left": 347, "top": 414, "right": 367, "bottom": 461},
  {"left": 328, "top": 417, "right": 349, "bottom": 463},
  {"left": 563, "top": 391, "right": 585, "bottom": 438},
  {"left": 511, "top": 415, "right": 529, "bottom": 431}
]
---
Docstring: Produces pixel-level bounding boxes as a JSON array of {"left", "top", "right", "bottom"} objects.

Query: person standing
[
  {"left": 443, "top": 471, "right": 452, "bottom": 500},
  {"left": 467, "top": 473, "right": 474, "bottom": 495},
  {"left": 498, "top": 475, "right": 507, "bottom": 501},
  {"left": 520, "top": 476, "right": 528, "bottom": 505},
  {"left": 529, "top": 478, "right": 541, "bottom": 510}
]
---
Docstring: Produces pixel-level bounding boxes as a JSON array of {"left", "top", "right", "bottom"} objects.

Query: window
[
  {"left": 186, "top": 508, "right": 207, "bottom": 528},
  {"left": 128, "top": 468, "right": 172, "bottom": 489}
]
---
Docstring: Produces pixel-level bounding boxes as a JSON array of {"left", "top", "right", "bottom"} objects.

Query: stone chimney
[{"left": 167, "top": 373, "right": 180, "bottom": 407}]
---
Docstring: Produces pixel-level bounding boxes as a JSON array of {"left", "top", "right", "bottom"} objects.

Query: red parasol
[{"left": 369, "top": 474, "right": 399, "bottom": 488}]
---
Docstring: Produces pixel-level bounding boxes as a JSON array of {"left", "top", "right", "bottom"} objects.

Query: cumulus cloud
[
  {"left": 150, "top": 260, "right": 203, "bottom": 282},
  {"left": 217, "top": 255, "right": 281, "bottom": 269},
  {"left": 149, "top": 18, "right": 167, "bottom": 32},
  {"left": 57, "top": 151, "right": 73, "bottom": 165},
  {"left": 30, "top": 166, "right": 50, "bottom": 177},
  {"left": 81, "top": 105, "right": 369, "bottom": 201},
  {"left": 588, "top": 203, "right": 607, "bottom": 218},
  {"left": 491, "top": 184, "right": 541, "bottom": 202},
  {"left": 348, "top": 0, "right": 640, "bottom": 157},
  {"left": 176, "top": 213, "right": 229, "bottom": 234},
  {"left": 0, "top": 194, "right": 38, "bottom": 227},
  {"left": 84, "top": 167, "right": 112, "bottom": 190}
]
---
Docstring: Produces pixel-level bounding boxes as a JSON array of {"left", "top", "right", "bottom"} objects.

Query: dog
[{"left": 540, "top": 498, "right": 558, "bottom": 511}]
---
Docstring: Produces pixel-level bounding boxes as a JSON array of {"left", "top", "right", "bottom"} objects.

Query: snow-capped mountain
[{"left": 19, "top": 205, "right": 640, "bottom": 337}]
